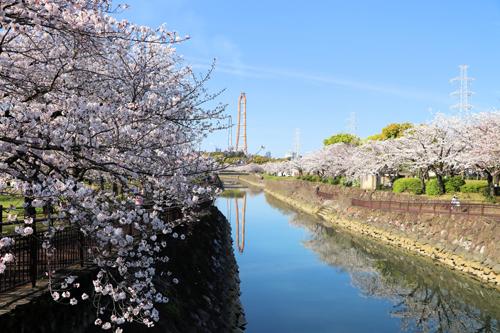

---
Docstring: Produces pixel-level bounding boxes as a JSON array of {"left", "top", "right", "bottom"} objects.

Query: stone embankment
[
  {"left": 0, "top": 207, "right": 244, "bottom": 333},
  {"left": 239, "top": 174, "right": 500, "bottom": 289}
]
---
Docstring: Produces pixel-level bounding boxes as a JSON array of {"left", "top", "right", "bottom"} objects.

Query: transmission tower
[
  {"left": 450, "top": 65, "right": 474, "bottom": 113},
  {"left": 293, "top": 128, "right": 300, "bottom": 160},
  {"left": 235, "top": 92, "right": 247, "bottom": 154},
  {"left": 346, "top": 112, "right": 357, "bottom": 135}
]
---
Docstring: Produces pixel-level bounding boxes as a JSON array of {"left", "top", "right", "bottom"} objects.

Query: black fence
[
  {"left": 0, "top": 200, "right": 208, "bottom": 293},
  {"left": 351, "top": 198, "right": 500, "bottom": 219},
  {"left": 0, "top": 227, "right": 88, "bottom": 293}
]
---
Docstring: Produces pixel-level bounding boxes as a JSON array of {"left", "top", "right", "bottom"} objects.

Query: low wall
[
  {"left": 0, "top": 207, "right": 244, "bottom": 333},
  {"left": 240, "top": 175, "right": 499, "bottom": 288}
]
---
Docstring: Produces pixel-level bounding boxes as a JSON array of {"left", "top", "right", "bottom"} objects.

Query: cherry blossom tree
[
  {"left": 391, "top": 114, "right": 466, "bottom": 194},
  {"left": 455, "top": 111, "right": 500, "bottom": 196},
  {"left": 346, "top": 139, "right": 402, "bottom": 182},
  {"left": 1, "top": 0, "right": 223, "bottom": 330},
  {"left": 260, "top": 113, "right": 500, "bottom": 196}
]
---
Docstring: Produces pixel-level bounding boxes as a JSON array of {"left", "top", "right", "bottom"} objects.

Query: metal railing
[
  {"left": 0, "top": 227, "right": 88, "bottom": 293},
  {"left": 350, "top": 198, "right": 500, "bottom": 219},
  {"left": 0, "top": 202, "right": 192, "bottom": 293}
]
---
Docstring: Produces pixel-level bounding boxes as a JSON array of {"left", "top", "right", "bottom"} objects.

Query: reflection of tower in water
[{"left": 234, "top": 194, "right": 246, "bottom": 253}]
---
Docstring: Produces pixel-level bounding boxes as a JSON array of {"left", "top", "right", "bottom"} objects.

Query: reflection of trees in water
[{"left": 265, "top": 194, "right": 500, "bottom": 333}]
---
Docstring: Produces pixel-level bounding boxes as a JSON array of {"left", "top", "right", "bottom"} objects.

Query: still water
[{"left": 217, "top": 188, "right": 500, "bottom": 333}]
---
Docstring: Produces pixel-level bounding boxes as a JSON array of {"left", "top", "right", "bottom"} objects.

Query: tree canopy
[
  {"left": 367, "top": 122, "right": 413, "bottom": 141},
  {"left": 323, "top": 133, "right": 360, "bottom": 146}
]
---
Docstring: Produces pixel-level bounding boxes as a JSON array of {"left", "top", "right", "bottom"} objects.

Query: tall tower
[
  {"left": 450, "top": 65, "right": 474, "bottom": 113},
  {"left": 235, "top": 92, "right": 247, "bottom": 154}
]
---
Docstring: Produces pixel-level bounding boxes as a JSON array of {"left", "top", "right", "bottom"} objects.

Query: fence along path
[
  {"left": 0, "top": 203, "right": 185, "bottom": 293},
  {"left": 316, "top": 191, "right": 500, "bottom": 220}
]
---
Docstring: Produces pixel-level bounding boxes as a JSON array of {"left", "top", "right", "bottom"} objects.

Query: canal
[{"left": 217, "top": 187, "right": 500, "bottom": 333}]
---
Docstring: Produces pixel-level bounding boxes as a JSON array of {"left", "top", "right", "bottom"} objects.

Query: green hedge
[
  {"left": 460, "top": 180, "right": 489, "bottom": 193},
  {"left": 296, "top": 175, "right": 322, "bottom": 182},
  {"left": 425, "top": 179, "right": 443, "bottom": 196},
  {"left": 444, "top": 176, "right": 465, "bottom": 193},
  {"left": 393, "top": 178, "right": 423, "bottom": 195}
]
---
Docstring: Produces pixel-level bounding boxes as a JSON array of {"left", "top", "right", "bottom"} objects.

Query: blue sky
[{"left": 118, "top": 0, "right": 500, "bottom": 156}]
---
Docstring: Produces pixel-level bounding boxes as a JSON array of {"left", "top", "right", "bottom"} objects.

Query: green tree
[
  {"left": 382, "top": 122, "right": 413, "bottom": 139},
  {"left": 366, "top": 122, "right": 413, "bottom": 141},
  {"left": 323, "top": 133, "right": 360, "bottom": 146}
]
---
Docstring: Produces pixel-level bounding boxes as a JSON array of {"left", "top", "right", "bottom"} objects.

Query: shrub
[
  {"left": 339, "top": 176, "right": 352, "bottom": 187},
  {"left": 297, "top": 174, "right": 322, "bottom": 183},
  {"left": 460, "top": 180, "right": 488, "bottom": 193},
  {"left": 393, "top": 178, "right": 423, "bottom": 195},
  {"left": 327, "top": 177, "right": 341, "bottom": 185},
  {"left": 425, "top": 179, "right": 443, "bottom": 196},
  {"left": 444, "top": 176, "right": 465, "bottom": 193}
]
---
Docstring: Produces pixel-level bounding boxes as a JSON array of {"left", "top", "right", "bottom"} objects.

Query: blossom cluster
[
  {"left": 262, "top": 112, "right": 500, "bottom": 193},
  {"left": 1, "top": 0, "right": 222, "bottom": 330}
]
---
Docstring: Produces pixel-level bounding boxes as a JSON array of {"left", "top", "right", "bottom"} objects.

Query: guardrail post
[{"left": 79, "top": 230, "right": 85, "bottom": 267}]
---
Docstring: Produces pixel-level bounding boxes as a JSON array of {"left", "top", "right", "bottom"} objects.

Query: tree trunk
[
  {"left": 486, "top": 171, "right": 495, "bottom": 197},
  {"left": 419, "top": 176, "right": 426, "bottom": 193},
  {"left": 436, "top": 174, "right": 445, "bottom": 195}
]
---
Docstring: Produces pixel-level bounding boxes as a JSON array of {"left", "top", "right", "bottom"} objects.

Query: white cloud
[{"left": 190, "top": 59, "right": 449, "bottom": 103}]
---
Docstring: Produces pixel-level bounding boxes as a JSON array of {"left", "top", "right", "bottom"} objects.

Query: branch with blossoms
[{"left": 1, "top": 0, "right": 225, "bottom": 331}]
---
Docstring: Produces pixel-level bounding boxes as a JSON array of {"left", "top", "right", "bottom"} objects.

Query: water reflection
[
  {"left": 224, "top": 192, "right": 247, "bottom": 254},
  {"left": 264, "top": 194, "right": 500, "bottom": 333}
]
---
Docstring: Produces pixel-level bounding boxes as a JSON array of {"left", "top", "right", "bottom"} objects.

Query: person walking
[{"left": 451, "top": 195, "right": 460, "bottom": 210}]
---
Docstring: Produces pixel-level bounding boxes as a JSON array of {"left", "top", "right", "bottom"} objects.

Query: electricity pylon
[{"left": 450, "top": 65, "right": 474, "bottom": 114}]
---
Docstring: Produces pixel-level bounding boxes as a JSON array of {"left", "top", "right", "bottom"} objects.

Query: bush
[
  {"left": 460, "top": 180, "right": 489, "bottom": 193},
  {"left": 444, "top": 176, "right": 465, "bottom": 193},
  {"left": 297, "top": 174, "right": 322, "bottom": 183},
  {"left": 328, "top": 177, "right": 341, "bottom": 185},
  {"left": 425, "top": 179, "right": 443, "bottom": 196},
  {"left": 339, "top": 176, "right": 352, "bottom": 187},
  {"left": 392, "top": 178, "right": 423, "bottom": 195}
]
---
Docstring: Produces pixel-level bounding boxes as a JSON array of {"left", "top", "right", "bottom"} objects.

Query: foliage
[
  {"left": 444, "top": 176, "right": 465, "bottom": 193},
  {"left": 381, "top": 123, "right": 413, "bottom": 139},
  {"left": 425, "top": 179, "right": 443, "bottom": 196},
  {"left": 367, "top": 123, "right": 413, "bottom": 141},
  {"left": 459, "top": 180, "right": 489, "bottom": 193},
  {"left": 296, "top": 175, "right": 322, "bottom": 182},
  {"left": 323, "top": 133, "right": 360, "bottom": 146},
  {"left": 366, "top": 133, "right": 384, "bottom": 141},
  {"left": 393, "top": 178, "right": 423, "bottom": 195}
]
